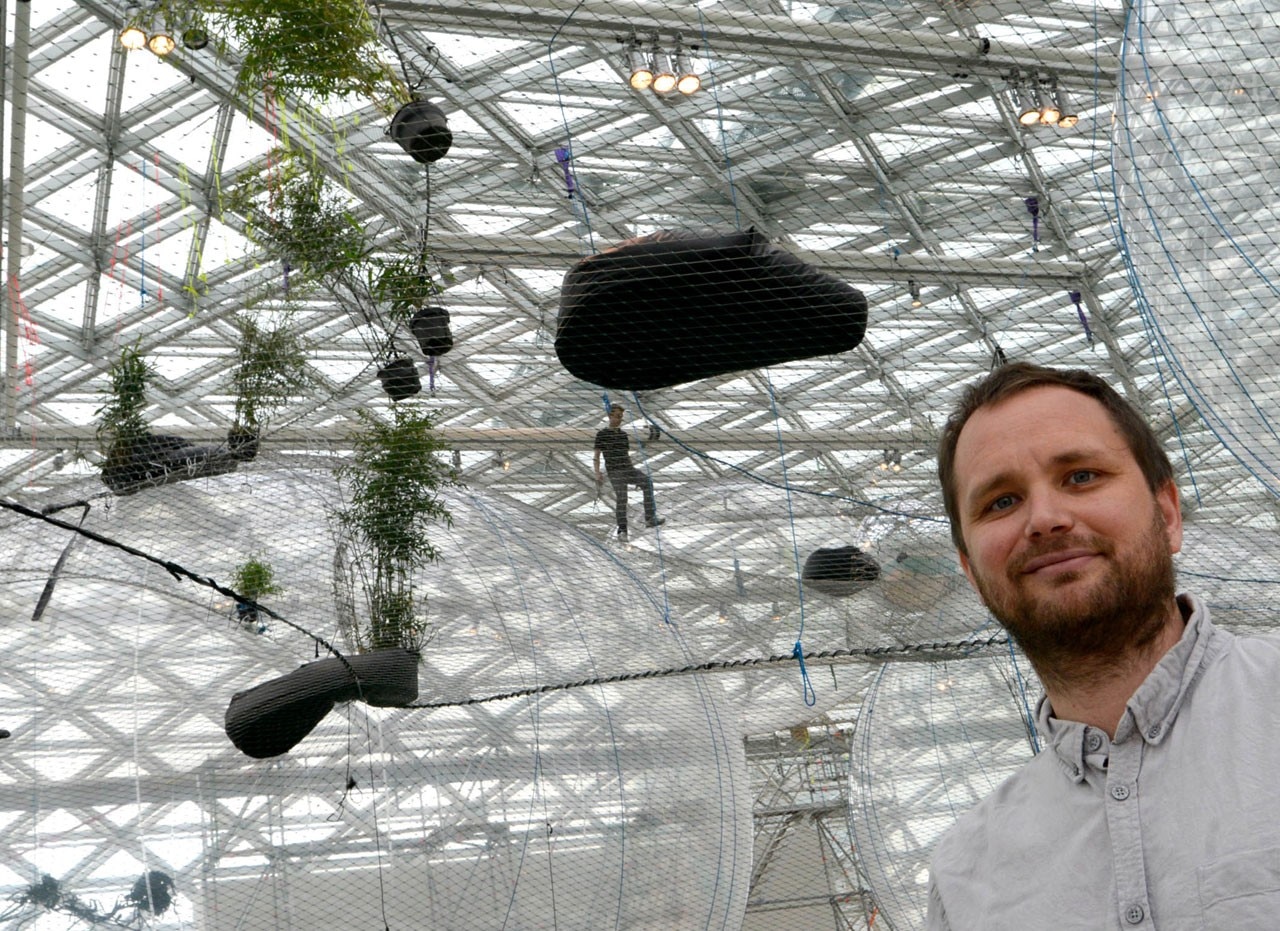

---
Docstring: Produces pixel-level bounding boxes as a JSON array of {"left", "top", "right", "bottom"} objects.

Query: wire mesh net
[{"left": 2, "top": 0, "right": 1279, "bottom": 929}]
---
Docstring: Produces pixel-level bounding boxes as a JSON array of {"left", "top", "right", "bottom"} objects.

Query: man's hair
[
  {"left": 937, "top": 363, "right": 1174, "bottom": 553},
  {"left": 608, "top": 405, "right": 625, "bottom": 416}
]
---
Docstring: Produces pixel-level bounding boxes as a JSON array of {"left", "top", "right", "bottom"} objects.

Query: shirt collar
[{"left": 1037, "top": 593, "right": 1224, "bottom": 781}]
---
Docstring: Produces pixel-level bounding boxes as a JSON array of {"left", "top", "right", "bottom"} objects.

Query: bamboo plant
[
  {"left": 335, "top": 404, "right": 462, "bottom": 654},
  {"left": 229, "top": 311, "right": 314, "bottom": 456}
]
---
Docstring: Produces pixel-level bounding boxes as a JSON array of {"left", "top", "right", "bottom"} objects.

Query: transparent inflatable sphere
[
  {"left": 0, "top": 471, "right": 751, "bottom": 931},
  {"left": 1114, "top": 1, "right": 1280, "bottom": 492}
]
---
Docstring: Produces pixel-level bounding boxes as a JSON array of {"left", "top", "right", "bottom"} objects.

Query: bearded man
[{"left": 927, "top": 363, "right": 1280, "bottom": 930}]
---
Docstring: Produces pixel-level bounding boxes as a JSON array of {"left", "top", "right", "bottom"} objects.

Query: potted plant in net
[
  {"left": 230, "top": 556, "right": 282, "bottom": 633},
  {"left": 96, "top": 344, "right": 238, "bottom": 495},
  {"left": 224, "top": 402, "right": 463, "bottom": 759},
  {"left": 228, "top": 310, "right": 314, "bottom": 460}
]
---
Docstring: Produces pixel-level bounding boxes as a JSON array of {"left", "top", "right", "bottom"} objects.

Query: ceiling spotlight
[
  {"left": 627, "top": 43, "right": 654, "bottom": 91},
  {"left": 182, "top": 27, "right": 209, "bottom": 50},
  {"left": 1016, "top": 83, "right": 1041, "bottom": 126},
  {"left": 909, "top": 280, "right": 923, "bottom": 308},
  {"left": 674, "top": 48, "right": 700, "bottom": 95},
  {"left": 1038, "top": 92, "right": 1061, "bottom": 125},
  {"left": 1055, "top": 87, "right": 1079, "bottom": 128},
  {"left": 652, "top": 53, "right": 677, "bottom": 94},
  {"left": 147, "top": 31, "right": 176, "bottom": 56},
  {"left": 119, "top": 24, "right": 147, "bottom": 50}
]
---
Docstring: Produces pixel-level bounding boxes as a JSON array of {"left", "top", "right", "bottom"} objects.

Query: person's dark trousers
[{"left": 609, "top": 467, "right": 657, "bottom": 533}]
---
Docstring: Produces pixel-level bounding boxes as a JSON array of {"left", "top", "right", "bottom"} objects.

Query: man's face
[
  {"left": 609, "top": 408, "right": 625, "bottom": 427},
  {"left": 952, "top": 386, "right": 1182, "bottom": 658}
]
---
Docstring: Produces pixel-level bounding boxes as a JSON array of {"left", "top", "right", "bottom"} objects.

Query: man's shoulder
[{"left": 931, "top": 749, "right": 1063, "bottom": 871}]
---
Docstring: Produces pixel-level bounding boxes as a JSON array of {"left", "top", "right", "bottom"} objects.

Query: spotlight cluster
[
  {"left": 1012, "top": 72, "right": 1079, "bottom": 129},
  {"left": 119, "top": 3, "right": 207, "bottom": 57},
  {"left": 626, "top": 35, "right": 702, "bottom": 96}
]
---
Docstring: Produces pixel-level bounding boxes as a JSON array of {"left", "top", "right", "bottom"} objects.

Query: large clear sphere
[
  {"left": 0, "top": 469, "right": 751, "bottom": 930},
  {"left": 1114, "top": 1, "right": 1280, "bottom": 492}
]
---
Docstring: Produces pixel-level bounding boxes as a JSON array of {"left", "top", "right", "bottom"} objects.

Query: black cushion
[{"left": 555, "top": 229, "right": 868, "bottom": 390}]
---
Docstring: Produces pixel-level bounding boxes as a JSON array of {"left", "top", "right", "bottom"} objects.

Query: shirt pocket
[{"left": 1198, "top": 846, "right": 1280, "bottom": 929}]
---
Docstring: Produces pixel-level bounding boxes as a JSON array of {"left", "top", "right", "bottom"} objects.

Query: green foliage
[
  {"left": 135, "top": 0, "right": 407, "bottom": 110},
  {"left": 224, "top": 0, "right": 407, "bottom": 107},
  {"left": 231, "top": 313, "right": 314, "bottom": 431},
  {"left": 95, "top": 345, "right": 155, "bottom": 455},
  {"left": 228, "top": 149, "right": 372, "bottom": 282},
  {"left": 336, "top": 405, "right": 463, "bottom": 653},
  {"left": 231, "top": 557, "right": 283, "bottom": 602},
  {"left": 368, "top": 254, "right": 448, "bottom": 324}
]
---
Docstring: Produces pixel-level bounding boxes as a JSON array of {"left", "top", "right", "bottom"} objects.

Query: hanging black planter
[
  {"left": 101, "top": 433, "right": 241, "bottom": 495},
  {"left": 409, "top": 305, "right": 453, "bottom": 357},
  {"left": 801, "top": 545, "right": 881, "bottom": 597},
  {"left": 224, "top": 647, "right": 420, "bottom": 758},
  {"left": 390, "top": 100, "right": 452, "bottom": 164},
  {"left": 376, "top": 357, "right": 422, "bottom": 400},
  {"left": 226, "top": 426, "right": 261, "bottom": 462}
]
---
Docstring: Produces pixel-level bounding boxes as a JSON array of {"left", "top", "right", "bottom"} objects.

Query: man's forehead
[{"left": 954, "top": 389, "right": 1128, "bottom": 485}]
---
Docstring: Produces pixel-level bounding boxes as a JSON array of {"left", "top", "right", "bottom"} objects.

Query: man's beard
[{"left": 969, "top": 507, "right": 1177, "bottom": 684}]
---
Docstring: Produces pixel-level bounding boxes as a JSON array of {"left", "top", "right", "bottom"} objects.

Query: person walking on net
[
  {"left": 594, "top": 405, "right": 663, "bottom": 541},
  {"left": 927, "top": 361, "right": 1280, "bottom": 930}
]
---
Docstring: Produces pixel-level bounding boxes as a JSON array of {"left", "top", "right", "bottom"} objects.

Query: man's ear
[
  {"left": 1157, "top": 480, "right": 1183, "bottom": 555},
  {"left": 957, "top": 548, "right": 979, "bottom": 592}
]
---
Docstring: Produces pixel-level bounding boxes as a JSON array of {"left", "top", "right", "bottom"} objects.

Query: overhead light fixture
[
  {"left": 674, "top": 47, "right": 700, "bottom": 95},
  {"left": 119, "top": 24, "right": 147, "bottom": 50},
  {"left": 651, "top": 53, "right": 678, "bottom": 94},
  {"left": 1017, "top": 82, "right": 1041, "bottom": 126},
  {"left": 1033, "top": 77, "right": 1060, "bottom": 125},
  {"left": 909, "top": 280, "right": 923, "bottom": 308},
  {"left": 147, "top": 30, "right": 176, "bottom": 56},
  {"left": 627, "top": 41, "right": 654, "bottom": 91},
  {"left": 1055, "top": 87, "right": 1079, "bottom": 128}
]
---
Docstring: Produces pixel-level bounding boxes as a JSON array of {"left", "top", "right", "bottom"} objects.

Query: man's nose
[{"left": 1024, "top": 488, "right": 1074, "bottom": 538}]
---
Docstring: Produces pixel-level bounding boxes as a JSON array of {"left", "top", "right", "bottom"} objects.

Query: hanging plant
[
  {"left": 335, "top": 404, "right": 462, "bottom": 654},
  {"left": 95, "top": 343, "right": 154, "bottom": 459},
  {"left": 224, "top": 0, "right": 408, "bottom": 108},
  {"left": 95, "top": 344, "right": 240, "bottom": 494},
  {"left": 133, "top": 0, "right": 408, "bottom": 111},
  {"left": 229, "top": 310, "right": 314, "bottom": 457},
  {"left": 230, "top": 556, "right": 283, "bottom": 631},
  {"left": 228, "top": 148, "right": 372, "bottom": 283}
]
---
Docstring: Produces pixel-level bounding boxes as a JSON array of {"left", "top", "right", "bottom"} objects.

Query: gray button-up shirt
[{"left": 927, "top": 594, "right": 1280, "bottom": 930}]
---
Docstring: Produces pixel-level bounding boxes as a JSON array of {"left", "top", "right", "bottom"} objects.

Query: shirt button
[
  {"left": 1147, "top": 724, "right": 1161, "bottom": 739},
  {"left": 1086, "top": 733, "right": 1103, "bottom": 751},
  {"left": 1125, "top": 904, "right": 1145, "bottom": 924},
  {"left": 1110, "top": 784, "right": 1131, "bottom": 801}
]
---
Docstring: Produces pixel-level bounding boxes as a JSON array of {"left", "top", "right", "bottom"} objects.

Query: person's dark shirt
[{"left": 594, "top": 427, "right": 632, "bottom": 473}]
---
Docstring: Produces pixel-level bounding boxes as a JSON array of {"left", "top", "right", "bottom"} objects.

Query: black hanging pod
[
  {"left": 390, "top": 100, "right": 452, "bottom": 164},
  {"left": 376, "top": 357, "right": 422, "bottom": 400},
  {"left": 410, "top": 305, "right": 454, "bottom": 356}
]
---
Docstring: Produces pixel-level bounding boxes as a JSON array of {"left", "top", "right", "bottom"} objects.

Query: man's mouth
[{"left": 1020, "top": 549, "right": 1098, "bottom": 575}]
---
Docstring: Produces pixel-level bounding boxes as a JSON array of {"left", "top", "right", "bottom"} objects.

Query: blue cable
[
  {"left": 546, "top": 1, "right": 596, "bottom": 255},
  {"left": 762, "top": 369, "right": 815, "bottom": 704}
]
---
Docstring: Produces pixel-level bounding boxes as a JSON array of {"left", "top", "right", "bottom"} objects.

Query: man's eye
[
  {"left": 1068, "top": 470, "right": 1096, "bottom": 485},
  {"left": 988, "top": 494, "right": 1016, "bottom": 512}
]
